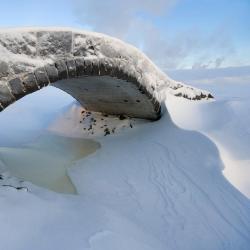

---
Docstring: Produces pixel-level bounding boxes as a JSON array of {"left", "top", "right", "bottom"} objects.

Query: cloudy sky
[{"left": 0, "top": 0, "right": 249, "bottom": 83}]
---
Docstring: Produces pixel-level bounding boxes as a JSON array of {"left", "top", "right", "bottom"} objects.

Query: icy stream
[{"left": 0, "top": 133, "right": 100, "bottom": 194}]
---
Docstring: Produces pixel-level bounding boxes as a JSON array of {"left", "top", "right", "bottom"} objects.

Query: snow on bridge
[{"left": 0, "top": 28, "right": 212, "bottom": 120}]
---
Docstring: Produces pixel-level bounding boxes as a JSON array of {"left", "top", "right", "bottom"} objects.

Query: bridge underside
[
  {"left": 0, "top": 29, "right": 212, "bottom": 120},
  {"left": 0, "top": 55, "right": 162, "bottom": 120},
  {"left": 52, "top": 76, "right": 160, "bottom": 120}
]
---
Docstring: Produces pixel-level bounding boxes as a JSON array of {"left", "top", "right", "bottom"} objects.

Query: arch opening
[
  {"left": 0, "top": 28, "right": 213, "bottom": 119},
  {"left": 1, "top": 57, "right": 161, "bottom": 120}
]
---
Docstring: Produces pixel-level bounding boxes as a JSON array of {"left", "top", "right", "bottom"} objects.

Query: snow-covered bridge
[{"left": 0, "top": 28, "right": 212, "bottom": 120}]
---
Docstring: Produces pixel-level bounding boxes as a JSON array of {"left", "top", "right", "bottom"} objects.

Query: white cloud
[
  {"left": 73, "top": 0, "right": 175, "bottom": 38},
  {"left": 72, "top": 0, "right": 239, "bottom": 70},
  {"left": 166, "top": 66, "right": 250, "bottom": 85}
]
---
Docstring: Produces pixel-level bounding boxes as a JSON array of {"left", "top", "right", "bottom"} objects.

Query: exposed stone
[
  {"left": 104, "top": 127, "right": 110, "bottom": 136},
  {"left": 84, "top": 58, "right": 93, "bottom": 75},
  {"left": 66, "top": 59, "right": 76, "bottom": 78},
  {"left": 8, "top": 78, "right": 25, "bottom": 99},
  {"left": 22, "top": 73, "right": 39, "bottom": 92},
  {"left": 0, "top": 83, "right": 15, "bottom": 107},
  {"left": 55, "top": 60, "right": 68, "bottom": 80},
  {"left": 34, "top": 67, "right": 49, "bottom": 88},
  {"left": 75, "top": 58, "right": 85, "bottom": 77},
  {"left": 117, "top": 61, "right": 129, "bottom": 81},
  {"left": 99, "top": 58, "right": 113, "bottom": 76},
  {"left": 119, "top": 114, "right": 126, "bottom": 120},
  {"left": 52, "top": 75, "right": 161, "bottom": 120},
  {"left": 91, "top": 58, "right": 100, "bottom": 75},
  {"left": 45, "top": 64, "right": 59, "bottom": 83},
  {"left": 153, "top": 99, "right": 161, "bottom": 115},
  {"left": 110, "top": 59, "right": 121, "bottom": 78},
  {"left": 11, "top": 63, "right": 34, "bottom": 75}
]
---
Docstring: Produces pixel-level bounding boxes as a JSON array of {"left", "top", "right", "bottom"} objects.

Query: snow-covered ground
[
  {"left": 0, "top": 81, "right": 250, "bottom": 250},
  {"left": 166, "top": 81, "right": 250, "bottom": 198}
]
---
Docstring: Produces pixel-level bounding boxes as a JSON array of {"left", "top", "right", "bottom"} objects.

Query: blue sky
[{"left": 0, "top": 0, "right": 249, "bottom": 70}]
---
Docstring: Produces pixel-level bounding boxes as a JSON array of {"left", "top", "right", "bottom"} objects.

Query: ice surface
[{"left": 0, "top": 133, "right": 100, "bottom": 194}]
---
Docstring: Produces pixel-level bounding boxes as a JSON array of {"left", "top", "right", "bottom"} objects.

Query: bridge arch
[
  {"left": 0, "top": 28, "right": 212, "bottom": 120},
  {"left": 2, "top": 56, "right": 161, "bottom": 120}
]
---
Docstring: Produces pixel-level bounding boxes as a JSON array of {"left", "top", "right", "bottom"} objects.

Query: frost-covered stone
[
  {"left": 75, "top": 57, "right": 85, "bottom": 76},
  {"left": 73, "top": 33, "right": 100, "bottom": 57},
  {"left": 66, "top": 59, "right": 77, "bottom": 78},
  {"left": 0, "top": 61, "right": 9, "bottom": 77},
  {"left": 22, "top": 73, "right": 39, "bottom": 92},
  {"left": 37, "top": 31, "right": 72, "bottom": 57},
  {"left": 34, "top": 67, "right": 49, "bottom": 87},
  {"left": 8, "top": 77, "right": 25, "bottom": 99},
  {"left": 0, "top": 83, "right": 14, "bottom": 107},
  {"left": 0, "top": 32, "right": 36, "bottom": 56},
  {"left": 0, "top": 27, "right": 213, "bottom": 119},
  {"left": 55, "top": 60, "right": 68, "bottom": 80},
  {"left": 45, "top": 64, "right": 59, "bottom": 83}
]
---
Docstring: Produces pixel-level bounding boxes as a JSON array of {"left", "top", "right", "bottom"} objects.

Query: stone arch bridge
[{"left": 0, "top": 28, "right": 212, "bottom": 120}]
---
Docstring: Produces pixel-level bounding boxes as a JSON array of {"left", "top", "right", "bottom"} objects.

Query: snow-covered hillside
[{"left": 0, "top": 80, "right": 249, "bottom": 250}]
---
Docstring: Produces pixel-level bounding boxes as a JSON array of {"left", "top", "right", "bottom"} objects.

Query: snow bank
[
  {"left": 166, "top": 81, "right": 250, "bottom": 198},
  {"left": 0, "top": 82, "right": 249, "bottom": 249}
]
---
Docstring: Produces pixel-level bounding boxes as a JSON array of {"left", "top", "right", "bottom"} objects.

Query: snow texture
[{"left": 0, "top": 81, "right": 249, "bottom": 250}]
